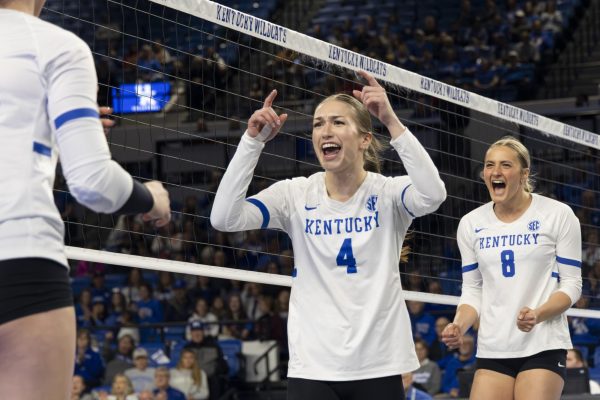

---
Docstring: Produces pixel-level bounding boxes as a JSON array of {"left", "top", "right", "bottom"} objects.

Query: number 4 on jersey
[{"left": 337, "top": 238, "right": 357, "bottom": 274}]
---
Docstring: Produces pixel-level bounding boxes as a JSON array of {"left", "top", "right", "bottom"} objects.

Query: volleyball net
[{"left": 42, "top": 0, "right": 600, "bottom": 319}]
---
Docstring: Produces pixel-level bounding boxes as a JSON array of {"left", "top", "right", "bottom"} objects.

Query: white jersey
[
  {"left": 211, "top": 129, "right": 446, "bottom": 380},
  {"left": 0, "top": 9, "right": 133, "bottom": 266},
  {"left": 457, "top": 193, "right": 582, "bottom": 358}
]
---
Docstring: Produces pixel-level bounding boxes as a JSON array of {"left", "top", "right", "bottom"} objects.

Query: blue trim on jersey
[
  {"left": 401, "top": 184, "right": 416, "bottom": 218},
  {"left": 32, "top": 141, "right": 51, "bottom": 157},
  {"left": 246, "top": 198, "right": 269, "bottom": 229},
  {"left": 556, "top": 256, "right": 581, "bottom": 268},
  {"left": 54, "top": 108, "right": 99, "bottom": 130},
  {"left": 462, "top": 263, "right": 478, "bottom": 273},
  {"left": 551, "top": 272, "right": 560, "bottom": 281},
  {"left": 292, "top": 268, "right": 297, "bottom": 277}
]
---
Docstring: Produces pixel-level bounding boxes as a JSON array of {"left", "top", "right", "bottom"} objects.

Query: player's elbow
[
  {"left": 431, "top": 182, "right": 447, "bottom": 207},
  {"left": 423, "top": 182, "right": 447, "bottom": 212},
  {"left": 210, "top": 209, "right": 229, "bottom": 232},
  {"left": 66, "top": 162, "right": 128, "bottom": 213},
  {"left": 559, "top": 275, "right": 582, "bottom": 306}
]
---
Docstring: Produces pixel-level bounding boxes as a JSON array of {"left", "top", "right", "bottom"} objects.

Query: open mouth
[
  {"left": 491, "top": 179, "right": 506, "bottom": 194},
  {"left": 322, "top": 143, "right": 341, "bottom": 159}
]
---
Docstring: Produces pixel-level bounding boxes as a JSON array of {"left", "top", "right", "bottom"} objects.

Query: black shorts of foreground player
[
  {"left": 0, "top": 1, "right": 171, "bottom": 399},
  {"left": 210, "top": 70, "right": 446, "bottom": 400},
  {"left": 442, "top": 136, "right": 582, "bottom": 400}
]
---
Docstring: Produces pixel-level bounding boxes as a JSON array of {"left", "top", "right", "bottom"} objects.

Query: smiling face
[
  {"left": 483, "top": 144, "right": 529, "bottom": 207},
  {"left": 312, "top": 98, "right": 371, "bottom": 175}
]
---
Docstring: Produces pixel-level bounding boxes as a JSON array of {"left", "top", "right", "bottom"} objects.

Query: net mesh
[{"left": 41, "top": 0, "right": 600, "bottom": 319}]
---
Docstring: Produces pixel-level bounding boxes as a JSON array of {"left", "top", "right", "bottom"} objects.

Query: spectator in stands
[
  {"left": 106, "top": 290, "right": 128, "bottom": 326},
  {"left": 88, "top": 296, "right": 110, "bottom": 330},
  {"left": 473, "top": 57, "right": 500, "bottom": 95},
  {"left": 583, "top": 231, "right": 600, "bottom": 272},
  {"left": 439, "top": 334, "right": 476, "bottom": 397},
  {"left": 540, "top": 0, "right": 563, "bottom": 34},
  {"left": 75, "top": 329, "right": 105, "bottom": 389},
  {"left": 155, "top": 271, "right": 176, "bottom": 303},
  {"left": 424, "top": 280, "right": 455, "bottom": 319},
  {"left": 125, "top": 348, "right": 155, "bottom": 393},
  {"left": 137, "top": 44, "right": 162, "bottom": 81},
  {"left": 76, "top": 288, "right": 94, "bottom": 327},
  {"left": 188, "top": 298, "right": 219, "bottom": 338},
  {"left": 273, "top": 249, "right": 292, "bottom": 277},
  {"left": 429, "top": 317, "right": 455, "bottom": 365},
  {"left": 103, "top": 334, "right": 135, "bottom": 386},
  {"left": 72, "top": 375, "right": 93, "bottom": 400},
  {"left": 165, "top": 280, "right": 192, "bottom": 323},
  {"left": 510, "top": 9, "right": 532, "bottom": 43},
  {"left": 501, "top": 50, "right": 533, "bottom": 100},
  {"left": 412, "top": 338, "right": 441, "bottom": 395},
  {"left": 241, "top": 282, "right": 265, "bottom": 322},
  {"left": 135, "top": 283, "right": 164, "bottom": 325},
  {"left": 183, "top": 321, "right": 229, "bottom": 380},
  {"left": 169, "top": 349, "right": 209, "bottom": 400},
  {"left": 254, "top": 294, "right": 286, "bottom": 346},
  {"left": 566, "top": 348, "right": 600, "bottom": 394},
  {"left": 137, "top": 391, "right": 153, "bottom": 400},
  {"left": 188, "top": 275, "right": 218, "bottom": 306},
  {"left": 121, "top": 268, "right": 145, "bottom": 304},
  {"left": 223, "top": 293, "right": 252, "bottom": 340},
  {"left": 97, "top": 373, "right": 138, "bottom": 400},
  {"left": 210, "top": 296, "right": 227, "bottom": 321},
  {"left": 408, "top": 300, "right": 437, "bottom": 346},
  {"left": 116, "top": 311, "right": 141, "bottom": 346},
  {"left": 153, "top": 367, "right": 186, "bottom": 400},
  {"left": 513, "top": 30, "right": 540, "bottom": 63},
  {"left": 569, "top": 295, "right": 600, "bottom": 348},
  {"left": 443, "top": 136, "right": 582, "bottom": 399},
  {"left": 152, "top": 39, "right": 175, "bottom": 75},
  {"left": 402, "top": 372, "right": 433, "bottom": 400},
  {"left": 530, "top": 19, "right": 554, "bottom": 55},
  {"left": 589, "top": 261, "right": 600, "bottom": 306},
  {"left": 91, "top": 272, "right": 111, "bottom": 304}
]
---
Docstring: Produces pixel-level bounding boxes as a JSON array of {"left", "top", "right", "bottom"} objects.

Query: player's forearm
[
  {"left": 452, "top": 304, "right": 479, "bottom": 335},
  {"left": 210, "top": 132, "right": 264, "bottom": 231},
  {"left": 535, "top": 291, "right": 573, "bottom": 323},
  {"left": 390, "top": 129, "right": 446, "bottom": 208},
  {"left": 385, "top": 117, "right": 407, "bottom": 140}
]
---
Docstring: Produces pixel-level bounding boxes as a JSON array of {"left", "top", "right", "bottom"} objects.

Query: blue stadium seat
[
  {"left": 168, "top": 340, "right": 186, "bottom": 368},
  {"left": 71, "top": 276, "right": 91, "bottom": 297},
  {"left": 594, "top": 346, "right": 600, "bottom": 368},
  {"left": 218, "top": 339, "right": 244, "bottom": 380},
  {"left": 104, "top": 273, "right": 127, "bottom": 290},
  {"left": 164, "top": 326, "right": 186, "bottom": 342}
]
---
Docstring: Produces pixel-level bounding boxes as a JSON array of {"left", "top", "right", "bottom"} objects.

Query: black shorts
[
  {"left": 0, "top": 258, "right": 74, "bottom": 325},
  {"left": 287, "top": 375, "right": 405, "bottom": 400},
  {"left": 476, "top": 349, "right": 567, "bottom": 380}
]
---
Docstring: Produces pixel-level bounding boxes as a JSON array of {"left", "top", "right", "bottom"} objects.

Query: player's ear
[{"left": 361, "top": 131, "right": 372, "bottom": 150}]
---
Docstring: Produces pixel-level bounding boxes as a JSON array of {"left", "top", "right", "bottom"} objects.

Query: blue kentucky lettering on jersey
[
  {"left": 479, "top": 233, "right": 540, "bottom": 249},
  {"left": 528, "top": 220, "right": 540, "bottom": 231},
  {"left": 365, "top": 195, "right": 378, "bottom": 212},
  {"left": 304, "top": 212, "right": 380, "bottom": 236}
]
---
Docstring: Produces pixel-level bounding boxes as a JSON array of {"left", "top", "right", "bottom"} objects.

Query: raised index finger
[
  {"left": 263, "top": 89, "right": 278, "bottom": 108},
  {"left": 356, "top": 70, "right": 381, "bottom": 88}
]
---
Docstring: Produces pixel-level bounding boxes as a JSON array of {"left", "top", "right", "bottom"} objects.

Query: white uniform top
[
  {"left": 211, "top": 129, "right": 446, "bottom": 380},
  {"left": 457, "top": 193, "right": 582, "bottom": 358},
  {"left": 0, "top": 9, "right": 133, "bottom": 266}
]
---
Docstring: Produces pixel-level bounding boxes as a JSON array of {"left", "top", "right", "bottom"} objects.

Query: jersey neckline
[
  {"left": 488, "top": 192, "right": 538, "bottom": 226},
  {"left": 320, "top": 171, "right": 374, "bottom": 210}
]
